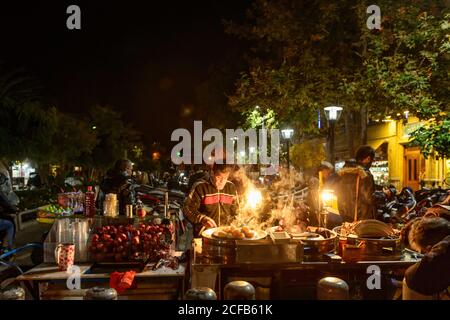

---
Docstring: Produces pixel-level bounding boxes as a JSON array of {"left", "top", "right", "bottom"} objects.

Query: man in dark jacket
[
  {"left": 183, "top": 163, "right": 238, "bottom": 237},
  {"left": 405, "top": 217, "right": 450, "bottom": 298},
  {"left": 97, "top": 159, "right": 136, "bottom": 216},
  {"left": 337, "top": 146, "right": 376, "bottom": 222}
]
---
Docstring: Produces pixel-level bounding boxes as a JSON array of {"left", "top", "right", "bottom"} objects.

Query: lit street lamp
[
  {"left": 281, "top": 128, "right": 294, "bottom": 173},
  {"left": 324, "top": 106, "right": 343, "bottom": 166}
]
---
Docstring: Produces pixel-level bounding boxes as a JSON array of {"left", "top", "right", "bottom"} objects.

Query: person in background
[
  {"left": 337, "top": 146, "right": 376, "bottom": 222},
  {"left": 167, "top": 167, "right": 181, "bottom": 190},
  {"left": 183, "top": 162, "right": 238, "bottom": 237},
  {"left": 134, "top": 171, "right": 149, "bottom": 186},
  {"left": 187, "top": 164, "right": 209, "bottom": 192},
  {"left": 0, "top": 160, "right": 19, "bottom": 252},
  {"left": 97, "top": 159, "right": 136, "bottom": 216},
  {"left": 27, "top": 170, "right": 42, "bottom": 189},
  {"left": 403, "top": 217, "right": 450, "bottom": 299}
]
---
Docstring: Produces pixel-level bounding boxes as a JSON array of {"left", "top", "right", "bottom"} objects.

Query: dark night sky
[{"left": 0, "top": 0, "right": 250, "bottom": 148}]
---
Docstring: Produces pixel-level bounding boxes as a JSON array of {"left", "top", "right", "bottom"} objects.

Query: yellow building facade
[{"left": 334, "top": 117, "right": 449, "bottom": 191}]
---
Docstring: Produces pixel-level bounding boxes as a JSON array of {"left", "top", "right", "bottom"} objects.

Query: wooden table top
[{"left": 16, "top": 262, "right": 186, "bottom": 281}]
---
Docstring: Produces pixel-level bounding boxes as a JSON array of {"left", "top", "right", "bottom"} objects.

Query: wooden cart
[
  {"left": 16, "top": 261, "right": 186, "bottom": 300},
  {"left": 190, "top": 239, "right": 421, "bottom": 299}
]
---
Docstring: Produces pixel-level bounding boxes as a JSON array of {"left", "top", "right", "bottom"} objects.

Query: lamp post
[
  {"left": 324, "top": 106, "right": 343, "bottom": 166},
  {"left": 281, "top": 128, "right": 294, "bottom": 173}
]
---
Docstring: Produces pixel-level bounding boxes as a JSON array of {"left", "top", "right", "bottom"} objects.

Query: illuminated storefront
[
  {"left": 333, "top": 117, "right": 448, "bottom": 191},
  {"left": 11, "top": 160, "right": 37, "bottom": 189}
]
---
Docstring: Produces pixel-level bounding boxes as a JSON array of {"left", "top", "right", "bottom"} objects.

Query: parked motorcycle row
[{"left": 373, "top": 185, "right": 450, "bottom": 225}]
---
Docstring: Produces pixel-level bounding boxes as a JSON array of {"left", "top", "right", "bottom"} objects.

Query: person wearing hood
[{"left": 336, "top": 145, "right": 376, "bottom": 222}]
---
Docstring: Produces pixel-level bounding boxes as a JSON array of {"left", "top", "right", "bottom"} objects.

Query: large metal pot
[
  {"left": 201, "top": 228, "right": 268, "bottom": 263},
  {"left": 291, "top": 227, "right": 338, "bottom": 255},
  {"left": 333, "top": 226, "right": 403, "bottom": 260},
  {"left": 202, "top": 235, "right": 237, "bottom": 263}
]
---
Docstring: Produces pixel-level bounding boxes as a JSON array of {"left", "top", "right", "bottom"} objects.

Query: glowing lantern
[
  {"left": 246, "top": 188, "right": 262, "bottom": 210},
  {"left": 321, "top": 189, "right": 337, "bottom": 209}
]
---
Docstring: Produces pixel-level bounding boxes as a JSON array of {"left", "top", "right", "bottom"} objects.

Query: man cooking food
[{"left": 183, "top": 162, "right": 239, "bottom": 237}]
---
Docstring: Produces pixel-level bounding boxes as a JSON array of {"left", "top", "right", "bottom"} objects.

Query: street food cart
[
  {"left": 13, "top": 184, "right": 423, "bottom": 300},
  {"left": 189, "top": 222, "right": 421, "bottom": 300}
]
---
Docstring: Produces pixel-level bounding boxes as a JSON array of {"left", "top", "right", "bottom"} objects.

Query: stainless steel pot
[
  {"left": 291, "top": 227, "right": 338, "bottom": 255},
  {"left": 202, "top": 236, "right": 237, "bottom": 262},
  {"left": 201, "top": 228, "right": 268, "bottom": 263},
  {"left": 333, "top": 226, "right": 403, "bottom": 260}
]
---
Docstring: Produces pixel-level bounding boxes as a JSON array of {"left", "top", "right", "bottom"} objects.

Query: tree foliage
[
  {"left": 0, "top": 99, "right": 143, "bottom": 172},
  {"left": 0, "top": 98, "right": 57, "bottom": 161},
  {"left": 47, "top": 111, "right": 98, "bottom": 166},
  {"left": 0, "top": 64, "right": 42, "bottom": 103},
  {"left": 410, "top": 119, "right": 450, "bottom": 159},
  {"left": 85, "top": 105, "right": 142, "bottom": 171},
  {"left": 243, "top": 107, "right": 278, "bottom": 129},
  {"left": 225, "top": 0, "right": 365, "bottom": 138},
  {"left": 290, "top": 138, "right": 327, "bottom": 171},
  {"left": 366, "top": 6, "right": 450, "bottom": 159},
  {"left": 225, "top": 0, "right": 450, "bottom": 159}
]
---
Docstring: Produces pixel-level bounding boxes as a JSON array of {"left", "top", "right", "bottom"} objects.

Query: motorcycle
[
  {"left": 134, "top": 183, "right": 188, "bottom": 250},
  {"left": 374, "top": 184, "right": 450, "bottom": 224},
  {"left": 414, "top": 187, "right": 449, "bottom": 217},
  {"left": 373, "top": 186, "right": 417, "bottom": 224}
]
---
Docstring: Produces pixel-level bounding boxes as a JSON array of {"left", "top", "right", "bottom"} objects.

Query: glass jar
[{"left": 103, "top": 193, "right": 118, "bottom": 217}]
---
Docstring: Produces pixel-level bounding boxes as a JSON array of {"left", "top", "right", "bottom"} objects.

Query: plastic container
[{"left": 43, "top": 218, "right": 90, "bottom": 263}]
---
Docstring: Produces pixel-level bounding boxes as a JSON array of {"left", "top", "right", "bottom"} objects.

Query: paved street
[{"left": 1, "top": 221, "right": 52, "bottom": 272}]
